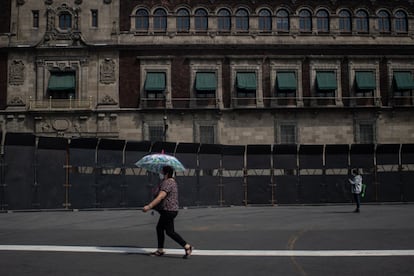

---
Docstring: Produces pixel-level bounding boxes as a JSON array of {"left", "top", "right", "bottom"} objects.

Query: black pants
[
  {"left": 353, "top": 193, "right": 361, "bottom": 210},
  {"left": 156, "top": 210, "right": 187, "bottom": 249}
]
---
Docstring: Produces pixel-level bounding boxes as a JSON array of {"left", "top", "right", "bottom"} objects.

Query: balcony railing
[{"left": 28, "top": 97, "right": 93, "bottom": 111}]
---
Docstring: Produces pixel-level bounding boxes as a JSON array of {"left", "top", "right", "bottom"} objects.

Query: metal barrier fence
[{"left": 0, "top": 133, "right": 413, "bottom": 210}]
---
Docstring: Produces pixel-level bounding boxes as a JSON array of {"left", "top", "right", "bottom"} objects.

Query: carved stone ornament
[
  {"left": 52, "top": 119, "right": 70, "bottom": 131},
  {"left": 100, "top": 58, "right": 116, "bottom": 84},
  {"left": 75, "top": 0, "right": 82, "bottom": 5},
  {"left": 9, "top": 60, "right": 25, "bottom": 85},
  {"left": 42, "top": 4, "right": 83, "bottom": 46},
  {"left": 103, "top": 0, "right": 112, "bottom": 4},
  {"left": 8, "top": 96, "right": 25, "bottom": 106},
  {"left": 100, "top": 95, "right": 117, "bottom": 105},
  {"left": 45, "top": 0, "right": 53, "bottom": 5}
]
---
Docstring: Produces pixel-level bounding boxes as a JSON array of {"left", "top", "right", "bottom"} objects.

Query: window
[
  {"left": 199, "top": 125, "right": 215, "bottom": 144},
  {"left": 315, "top": 71, "right": 337, "bottom": 96},
  {"left": 195, "top": 72, "right": 216, "bottom": 98},
  {"left": 258, "top": 9, "right": 272, "bottom": 32},
  {"left": 149, "top": 125, "right": 165, "bottom": 142},
  {"left": 276, "top": 71, "right": 297, "bottom": 95},
  {"left": 195, "top": 9, "right": 208, "bottom": 31},
  {"left": 393, "top": 71, "right": 414, "bottom": 95},
  {"left": 177, "top": 8, "right": 190, "bottom": 32},
  {"left": 299, "top": 10, "right": 312, "bottom": 32},
  {"left": 235, "top": 9, "right": 249, "bottom": 31},
  {"left": 316, "top": 10, "right": 329, "bottom": 33},
  {"left": 59, "top": 12, "right": 72, "bottom": 30},
  {"left": 276, "top": 9, "right": 289, "bottom": 32},
  {"left": 280, "top": 124, "right": 297, "bottom": 144},
  {"left": 339, "top": 10, "right": 352, "bottom": 33},
  {"left": 236, "top": 72, "right": 256, "bottom": 98},
  {"left": 154, "top": 8, "right": 167, "bottom": 32},
  {"left": 135, "top": 9, "right": 149, "bottom": 30},
  {"left": 32, "top": 10, "right": 39, "bottom": 28},
  {"left": 218, "top": 9, "right": 231, "bottom": 32},
  {"left": 91, "top": 10, "right": 98, "bottom": 28},
  {"left": 47, "top": 71, "right": 76, "bottom": 99},
  {"left": 355, "top": 71, "right": 376, "bottom": 96},
  {"left": 144, "top": 72, "right": 166, "bottom": 98},
  {"left": 355, "top": 10, "right": 369, "bottom": 33},
  {"left": 395, "top": 11, "right": 408, "bottom": 33},
  {"left": 378, "top": 10, "right": 391, "bottom": 33},
  {"left": 358, "top": 123, "right": 375, "bottom": 144}
]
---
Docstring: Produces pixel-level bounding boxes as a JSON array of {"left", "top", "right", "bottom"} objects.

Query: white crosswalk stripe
[{"left": 1, "top": 245, "right": 414, "bottom": 257}]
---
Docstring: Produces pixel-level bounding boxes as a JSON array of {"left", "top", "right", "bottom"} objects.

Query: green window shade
[
  {"left": 236, "top": 72, "right": 257, "bottom": 90},
  {"left": 196, "top": 72, "right": 217, "bottom": 91},
  {"left": 48, "top": 74, "right": 75, "bottom": 90},
  {"left": 277, "top": 72, "right": 297, "bottom": 90},
  {"left": 355, "top": 71, "right": 376, "bottom": 90},
  {"left": 394, "top": 71, "right": 414, "bottom": 90},
  {"left": 316, "top": 71, "right": 337, "bottom": 90},
  {"left": 145, "top": 72, "right": 166, "bottom": 91}
]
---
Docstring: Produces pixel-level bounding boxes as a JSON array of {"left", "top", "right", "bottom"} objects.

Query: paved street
[{"left": 1, "top": 204, "right": 414, "bottom": 276}]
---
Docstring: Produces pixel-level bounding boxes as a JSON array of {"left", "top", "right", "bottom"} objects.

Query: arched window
[
  {"left": 135, "top": 9, "right": 149, "bottom": 31},
  {"left": 235, "top": 9, "right": 249, "bottom": 31},
  {"left": 316, "top": 10, "right": 329, "bottom": 32},
  {"left": 299, "top": 10, "right": 312, "bottom": 32},
  {"left": 177, "top": 9, "right": 190, "bottom": 32},
  {"left": 378, "top": 10, "right": 391, "bottom": 33},
  {"left": 153, "top": 8, "right": 167, "bottom": 31},
  {"left": 218, "top": 9, "right": 231, "bottom": 32},
  {"left": 258, "top": 9, "right": 272, "bottom": 32},
  {"left": 195, "top": 9, "right": 208, "bottom": 31},
  {"left": 395, "top": 10, "right": 408, "bottom": 33},
  {"left": 59, "top": 12, "right": 72, "bottom": 30},
  {"left": 276, "top": 9, "right": 289, "bottom": 32},
  {"left": 355, "top": 10, "right": 369, "bottom": 33},
  {"left": 339, "top": 10, "right": 352, "bottom": 33}
]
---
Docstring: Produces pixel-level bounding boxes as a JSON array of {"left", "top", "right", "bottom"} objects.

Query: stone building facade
[{"left": 0, "top": 0, "right": 414, "bottom": 145}]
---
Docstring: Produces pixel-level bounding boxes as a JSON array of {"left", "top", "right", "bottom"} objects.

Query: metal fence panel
[
  {"left": 37, "top": 137, "right": 67, "bottom": 209},
  {"left": 222, "top": 177, "right": 244, "bottom": 206},
  {"left": 175, "top": 143, "right": 199, "bottom": 169},
  {"left": 299, "top": 145, "right": 324, "bottom": 169},
  {"left": 124, "top": 175, "right": 152, "bottom": 207},
  {"left": 273, "top": 145, "right": 298, "bottom": 169},
  {"left": 350, "top": 144, "right": 374, "bottom": 169},
  {"left": 69, "top": 174, "right": 96, "bottom": 209},
  {"left": 299, "top": 175, "right": 324, "bottom": 203},
  {"left": 401, "top": 172, "right": 414, "bottom": 202},
  {"left": 325, "top": 144, "right": 349, "bottom": 169},
  {"left": 325, "top": 175, "right": 351, "bottom": 203},
  {"left": 246, "top": 145, "right": 271, "bottom": 169},
  {"left": 222, "top": 145, "right": 245, "bottom": 170},
  {"left": 246, "top": 176, "right": 272, "bottom": 205},
  {"left": 4, "top": 133, "right": 36, "bottom": 210},
  {"left": 275, "top": 175, "right": 298, "bottom": 204},
  {"left": 377, "top": 172, "right": 403, "bottom": 202},
  {"left": 177, "top": 176, "right": 198, "bottom": 207},
  {"left": 199, "top": 144, "right": 221, "bottom": 169},
  {"left": 376, "top": 144, "right": 400, "bottom": 165}
]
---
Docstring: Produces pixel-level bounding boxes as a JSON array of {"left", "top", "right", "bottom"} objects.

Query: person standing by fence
[{"left": 349, "top": 168, "right": 363, "bottom": 213}]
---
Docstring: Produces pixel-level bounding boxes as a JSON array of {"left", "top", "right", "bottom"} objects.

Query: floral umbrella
[{"left": 134, "top": 153, "right": 186, "bottom": 173}]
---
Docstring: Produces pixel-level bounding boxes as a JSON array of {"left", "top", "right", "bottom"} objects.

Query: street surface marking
[{"left": 1, "top": 245, "right": 414, "bottom": 257}]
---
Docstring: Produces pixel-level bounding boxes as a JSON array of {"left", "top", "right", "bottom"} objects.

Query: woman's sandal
[
  {"left": 183, "top": 245, "right": 193, "bottom": 259},
  {"left": 150, "top": 250, "right": 165, "bottom": 257}
]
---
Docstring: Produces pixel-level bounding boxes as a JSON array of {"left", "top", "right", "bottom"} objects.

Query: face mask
[{"left": 159, "top": 173, "right": 164, "bottom": 180}]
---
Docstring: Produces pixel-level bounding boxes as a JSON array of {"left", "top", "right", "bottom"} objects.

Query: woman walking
[{"left": 143, "top": 165, "right": 193, "bottom": 258}]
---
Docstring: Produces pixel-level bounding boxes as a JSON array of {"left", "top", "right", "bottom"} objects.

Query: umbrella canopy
[{"left": 135, "top": 153, "right": 186, "bottom": 173}]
